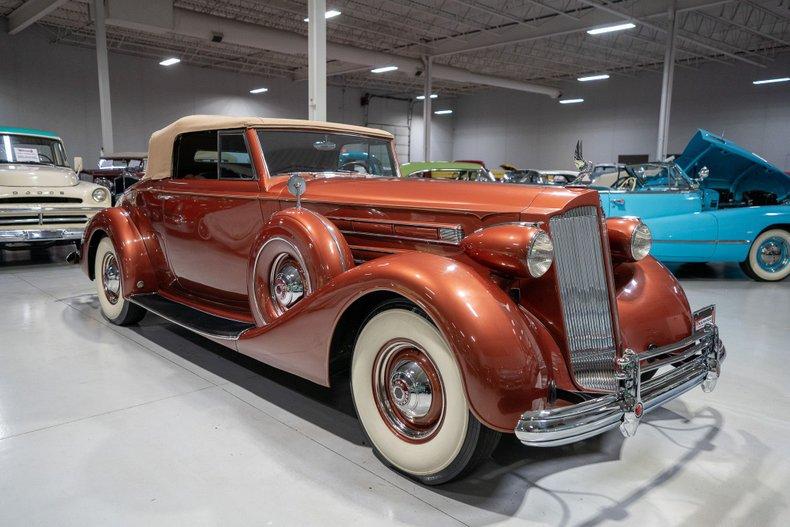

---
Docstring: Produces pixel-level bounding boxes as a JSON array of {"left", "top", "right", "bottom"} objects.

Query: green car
[{"left": 400, "top": 161, "right": 496, "bottom": 182}]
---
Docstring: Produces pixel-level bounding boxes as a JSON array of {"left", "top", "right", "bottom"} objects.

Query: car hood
[
  {"left": 271, "top": 174, "right": 598, "bottom": 221},
  {"left": 0, "top": 164, "right": 79, "bottom": 187},
  {"left": 675, "top": 129, "right": 790, "bottom": 201}
]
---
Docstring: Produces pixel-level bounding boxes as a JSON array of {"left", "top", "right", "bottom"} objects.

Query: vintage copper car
[{"left": 77, "top": 116, "right": 725, "bottom": 484}]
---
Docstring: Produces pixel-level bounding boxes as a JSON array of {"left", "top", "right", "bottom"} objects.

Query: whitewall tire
[
  {"left": 740, "top": 229, "right": 790, "bottom": 282},
  {"left": 94, "top": 237, "right": 146, "bottom": 325},
  {"left": 351, "top": 302, "right": 499, "bottom": 485}
]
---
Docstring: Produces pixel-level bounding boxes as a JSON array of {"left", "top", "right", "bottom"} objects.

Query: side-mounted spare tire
[{"left": 248, "top": 208, "right": 354, "bottom": 325}]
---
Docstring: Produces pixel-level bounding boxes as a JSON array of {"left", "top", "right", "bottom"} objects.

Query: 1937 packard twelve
[{"left": 78, "top": 116, "right": 725, "bottom": 484}]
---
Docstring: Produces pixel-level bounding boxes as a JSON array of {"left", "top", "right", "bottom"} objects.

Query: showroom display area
[
  {"left": 1, "top": 0, "right": 789, "bottom": 524},
  {"left": 0, "top": 251, "right": 787, "bottom": 525}
]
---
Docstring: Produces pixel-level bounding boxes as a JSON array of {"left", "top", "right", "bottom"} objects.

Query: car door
[
  {"left": 154, "top": 129, "right": 264, "bottom": 304},
  {"left": 608, "top": 167, "right": 718, "bottom": 261}
]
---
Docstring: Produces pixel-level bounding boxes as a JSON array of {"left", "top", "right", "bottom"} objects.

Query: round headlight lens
[
  {"left": 527, "top": 231, "right": 554, "bottom": 277},
  {"left": 631, "top": 222, "right": 652, "bottom": 260},
  {"left": 92, "top": 187, "right": 109, "bottom": 203}
]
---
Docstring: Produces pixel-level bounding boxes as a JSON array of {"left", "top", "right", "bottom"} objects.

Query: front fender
[
  {"left": 237, "top": 252, "right": 553, "bottom": 432},
  {"left": 81, "top": 207, "right": 157, "bottom": 296}
]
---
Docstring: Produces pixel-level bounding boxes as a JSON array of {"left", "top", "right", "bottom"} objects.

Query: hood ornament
[
  {"left": 288, "top": 174, "right": 306, "bottom": 209},
  {"left": 573, "top": 140, "right": 594, "bottom": 180}
]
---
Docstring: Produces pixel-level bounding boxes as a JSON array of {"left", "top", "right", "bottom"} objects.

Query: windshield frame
[
  {"left": 1, "top": 133, "right": 68, "bottom": 167},
  {"left": 255, "top": 128, "right": 399, "bottom": 179}
]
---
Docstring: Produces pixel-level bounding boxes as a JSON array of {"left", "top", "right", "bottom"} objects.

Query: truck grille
[{"left": 549, "top": 206, "right": 617, "bottom": 392}]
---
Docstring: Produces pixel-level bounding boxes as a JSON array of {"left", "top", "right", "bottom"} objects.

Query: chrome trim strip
[
  {"left": 326, "top": 215, "right": 463, "bottom": 231},
  {"left": 653, "top": 239, "right": 749, "bottom": 245},
  {"left": 339, "top": 229, "right": 461, "bottom": 246},
  {"left": 515, "top": 324, "right": 724, "bottom": 447},
  {"left": 0, "top": 206, "right": 104, "bottom": 215}
]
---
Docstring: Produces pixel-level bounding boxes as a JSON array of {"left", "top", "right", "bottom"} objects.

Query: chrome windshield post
[{"left": 615, "top": 348, "right": 643, "bottom": 437}]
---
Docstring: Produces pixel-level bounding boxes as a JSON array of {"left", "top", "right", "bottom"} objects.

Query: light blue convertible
[{"left": 581, "top": 130, "right": 790, "bottom": 281}]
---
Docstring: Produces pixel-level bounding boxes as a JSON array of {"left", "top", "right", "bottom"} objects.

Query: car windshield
[
  {"left": 1, "top": 134, "right": 67, "bottom": 166},
  {"left": 257, "top": 130, "right": 397, "bottom": 177},
  {"left": 589, "top": 163, "right": 692, "bottom": 191}
]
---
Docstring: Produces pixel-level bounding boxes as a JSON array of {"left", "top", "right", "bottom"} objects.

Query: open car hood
[{"left": 675, "top": 129, "right": 789, "bottom": 201}]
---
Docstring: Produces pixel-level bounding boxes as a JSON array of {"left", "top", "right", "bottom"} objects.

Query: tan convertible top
[{"left": 144, "top": 115, "right": 394, "bottom": 180}]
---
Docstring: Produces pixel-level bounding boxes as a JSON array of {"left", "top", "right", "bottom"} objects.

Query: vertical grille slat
[{"left": 549, "top": 206, "right": 617, "bottom": 392}]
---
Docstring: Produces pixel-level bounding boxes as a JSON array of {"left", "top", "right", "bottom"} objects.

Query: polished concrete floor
[{"left": 1, "top": 246, "right": 788, "bottom": 526}]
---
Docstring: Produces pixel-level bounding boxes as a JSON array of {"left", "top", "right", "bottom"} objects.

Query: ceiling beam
[
  {"left": 428, "top": 0, "right": 741, "bottom": 58},
  {"left": 574, "top": 0, "right": 766, "bottom": 67},
  {"left": 7, "top": 0, "right": 69, "bottom": 34}
]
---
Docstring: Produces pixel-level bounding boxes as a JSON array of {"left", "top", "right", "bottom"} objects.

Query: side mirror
[
  {"left": 697, "top": 166, "right": 709, "bottom": 180},
  {"left": 73, "top": 156, "right": 83, "bottom": 174},
  {"left": 287, "top": 174, "right": 306, "bottom": 208}
]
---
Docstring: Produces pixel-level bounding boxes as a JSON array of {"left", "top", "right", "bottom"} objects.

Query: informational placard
[{"left": 13, "top": 147, "right": 40, "bottom": 163}]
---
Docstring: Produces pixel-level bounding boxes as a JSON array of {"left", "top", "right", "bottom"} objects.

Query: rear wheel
[
  {"left": 740, "top": 229, "right": 790, "bottom": 282},
  {"left": 350, "top": 301, "right": 500, "bottom": 485},
  {"left": 94, "top": 237, "right": 146, "bottom": 325}
]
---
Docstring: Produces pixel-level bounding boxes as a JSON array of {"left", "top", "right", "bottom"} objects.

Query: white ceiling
[{"left": 2, "top": 0, "right": 789, "bottom": 97}]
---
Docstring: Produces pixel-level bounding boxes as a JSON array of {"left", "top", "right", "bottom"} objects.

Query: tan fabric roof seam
[{"left": 145, "top": 115, "right": 394, "bottom": 180}]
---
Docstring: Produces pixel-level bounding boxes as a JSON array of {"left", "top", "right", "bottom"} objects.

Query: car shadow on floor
[
  {"left": 118, "top": 310, "right": 728, "bottom": 525},
  {"left": 666, "top": 262, "right": 748, "bottom": 280}
]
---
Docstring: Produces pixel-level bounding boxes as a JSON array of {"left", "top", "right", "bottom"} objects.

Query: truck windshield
[
  {"left": 1, "top": 134, "right": 68, "bottom": 166},
  {"left": 257, "top": 130, "right": 397, "bottom": 177}
]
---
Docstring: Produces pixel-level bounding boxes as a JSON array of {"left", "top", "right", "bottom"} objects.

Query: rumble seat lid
[{"left": 144, "top": 115, "right": 393, "bottom": 181}]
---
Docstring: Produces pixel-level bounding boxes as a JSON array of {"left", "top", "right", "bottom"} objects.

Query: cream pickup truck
[{"left": 0, "top": 127, "right": 111, "bottom": 249}]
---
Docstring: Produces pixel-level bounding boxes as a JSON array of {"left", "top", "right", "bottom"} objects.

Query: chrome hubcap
[
  {"left": 101, "top": 253, "right": 120, "bottom": 305},
  {"left": 269, "top": 253, "right": 306, "bottom": 314},
  {"left": 757, "top": 236, "right": 789, "bottom": 273},
  {"left": 389, "top": 360, "right": 432, "bottom": 419},
  {"left": 373, "top": 340, "right": 444, "bottom": 442}
]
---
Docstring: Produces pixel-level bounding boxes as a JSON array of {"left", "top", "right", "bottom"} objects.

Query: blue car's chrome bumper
[{"left": 515, "top": 308, "right": 724, "bottom": 447}]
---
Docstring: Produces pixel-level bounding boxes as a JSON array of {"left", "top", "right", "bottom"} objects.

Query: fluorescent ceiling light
[
  {"left": 416, "top": 94, "right": 438, "bottom": 100},
  {"left": 559, "top": 98, "right": 584, "bottom": 104},
  {"left": 752, "top": 77, "right": 790, "bottom": 85},
  {"left": 434, "top": 109, "right": 453, "bottom": 115},
  {"left": 304, "top": 10, "right": 341, "bottom": 22},
  {"left": 159, "top": 57, "right": 181, "bottom": 66},
  {"left": 578, "top": 74, "right": 610, "bottom": 82},
  {"left": 587, "top": 22, "right": 636, "bottom": 35},
  {"left": 371, "top": 65, "right": 398, "bottom": 73},
  {"left": 249, "top": 87, "right": 269, "bottom": 94}
]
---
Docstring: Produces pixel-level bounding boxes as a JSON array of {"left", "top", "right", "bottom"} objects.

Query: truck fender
[
  {"left": 81, "top": 207, "right": 158, "bottom": 296},
  {"left": 247, "top": 207, "right": 353, "bottom": 325}
]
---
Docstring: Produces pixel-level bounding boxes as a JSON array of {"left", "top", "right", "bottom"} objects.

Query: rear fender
[
  {"left": 237, "top": 252, "right": 553, "bottom": 432},
  {"left": 81, "top": 207, "right": 157, "bottom": 297}
]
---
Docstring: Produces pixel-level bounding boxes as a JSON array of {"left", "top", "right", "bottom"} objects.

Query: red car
[{"left": 77, "top": 116, "right": 725, "bottom": 484}]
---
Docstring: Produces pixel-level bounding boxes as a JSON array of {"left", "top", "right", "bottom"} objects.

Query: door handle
[{"left": 612, "top": 198, "right": 625, "bottom": 205}]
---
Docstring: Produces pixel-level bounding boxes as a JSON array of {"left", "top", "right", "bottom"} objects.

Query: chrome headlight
[
  {"left": 527, "top": 231, "right": 554, "bottom": 277},
  {"left": 631, "top": 222, "right": 652, "bottom": 260},
  {"left": 92, "top": 187, "right": 109, "bottom": 203}
]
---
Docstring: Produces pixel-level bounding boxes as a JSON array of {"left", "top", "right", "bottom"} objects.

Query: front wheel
[
  {"left": 350, "top": 302, "right": 500, "bottom": 485},
  {"left": 94, "top": 237, "right": 146, "bottom": 325},
  {"left": 740, "top": 229, "right": 790, "bottom": 282}
]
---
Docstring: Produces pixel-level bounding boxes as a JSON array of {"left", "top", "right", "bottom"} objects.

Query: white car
[{"left": 0, "top": 127, "right": 111, "bottom": 249}]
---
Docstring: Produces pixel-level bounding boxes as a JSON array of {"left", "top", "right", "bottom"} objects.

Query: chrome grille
[{"left": 549, "top": 206, "right": 617, "bottom": 392}]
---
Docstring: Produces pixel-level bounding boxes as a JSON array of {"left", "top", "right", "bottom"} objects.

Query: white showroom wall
[
  {"left": 452, "top": 53, "right": 790, "bottom": 171},
  {"left": 0, "top": 25, "right": 452, "bottom": 168}
]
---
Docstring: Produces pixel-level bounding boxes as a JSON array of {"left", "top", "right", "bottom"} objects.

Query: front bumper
[
  {"left": 515, "top": 311, "right": 724, "bottom": 447},
  {"left": 0, "top": 227, "right": 85, "bottom": 243}
]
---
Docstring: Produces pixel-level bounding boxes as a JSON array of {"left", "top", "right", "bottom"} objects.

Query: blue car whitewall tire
[{"left": 741, "top": 228, "right": 790, "bottom": 282}]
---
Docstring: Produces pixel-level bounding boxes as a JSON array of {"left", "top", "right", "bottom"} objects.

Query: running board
[{"left": 130, "top": 294, "right": 254, "bottom": 340}]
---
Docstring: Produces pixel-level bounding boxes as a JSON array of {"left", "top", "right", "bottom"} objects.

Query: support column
[
  {"left": 94, "top": 0, "right": 113, "bottom": 155},
  {"left": 656, "top": 0, "right": 678, "bottom": 161},
  {"left": 422, "top": 56, "right": 432, "bottom": 162},
  {"left": 307, "top": 0, "right": 327, "bottom": 121}
]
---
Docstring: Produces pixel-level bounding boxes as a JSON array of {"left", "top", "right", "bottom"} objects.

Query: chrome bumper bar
[
  {"left": 515, "top": 317, "right": 724, "bottom": 447},
  {"left": 0, "top": 227, "right": 85, "bottom": 243}
]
